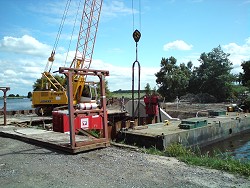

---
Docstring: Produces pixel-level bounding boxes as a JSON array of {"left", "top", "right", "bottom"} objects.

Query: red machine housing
[
  {"left": 52, "top": 111, "right": 103, "bottom": 133},
  {"left": 144, "top": 95, "right": 159, "bottom": 115}
]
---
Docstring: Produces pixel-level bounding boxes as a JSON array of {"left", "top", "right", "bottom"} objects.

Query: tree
[
  {"left": 27, "top": 92, "right": 32, "bottom": 98},
  {"left": 8, "top": 94, "right": 15, "bottom": 97},
  {"left": 188, "top": 46, "right": 234, "bottom": 102},
  {"left": 145, "top": 83, "right": 151, "bottom": 95},
  {"left": 33, "top": 74, "right": 66, "bottom": 91},
  {"left": 240, "top": 60, "right": 250, "bottom": 88},
  {"left": 96, "top": 80, "right": 111, "bottom": 99},
  {"left": 155, "top": 57, "right": 192, "bottom": 101}
]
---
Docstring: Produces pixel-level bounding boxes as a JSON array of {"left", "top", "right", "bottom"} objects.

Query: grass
[
  {"left": 142, "top": 143, "right": 250, "bottom": 177},
  {"left": 110, "top": 92, "right": 146, "bottom": 99}
]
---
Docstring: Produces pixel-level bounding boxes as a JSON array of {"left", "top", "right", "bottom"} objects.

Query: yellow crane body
[{"left": 32, "top": 90, "right": 68, "bottom": 115}]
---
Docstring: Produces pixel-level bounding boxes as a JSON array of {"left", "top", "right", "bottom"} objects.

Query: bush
[{"left": 142, "top": 143, "right": 250, "bottom": 177}]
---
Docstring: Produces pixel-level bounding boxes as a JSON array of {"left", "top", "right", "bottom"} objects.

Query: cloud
[
  {"left": 90, "top": 59, "right": 159, "bottom": 91},
  {"left": 102, "top": 0, "right": 134, "bottom": 18},
  {"left": 222, "top": 37, "right": 250, "bottom": 73},
  {"left": 0, "top": 35, "right": 52, "bottom": 95},
  {"left": 0, "top": 35, "right": 51, "bottom": 57},
  {"left": 163, "top": 40, "right": 193, "bottom": 51},
  {"left": 3, "top": 69, "right": 16, "bottom": 76}
]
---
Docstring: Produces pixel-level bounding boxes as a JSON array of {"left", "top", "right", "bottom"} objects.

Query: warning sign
[{"left": 80, "top": 118, "right": 89, "bottom": 129}]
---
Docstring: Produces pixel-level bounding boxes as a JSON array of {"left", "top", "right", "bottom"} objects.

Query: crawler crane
[{"left": 32, "top": 0, "right": 103, "bottom": 116}]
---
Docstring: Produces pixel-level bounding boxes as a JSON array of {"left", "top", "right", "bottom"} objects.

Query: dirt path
[{"left": 0, "top": 137, "right": 249, "bottom": 188}]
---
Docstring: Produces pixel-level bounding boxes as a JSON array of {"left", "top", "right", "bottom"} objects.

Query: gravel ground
[{"left": 0, "top": 137, "right": 249, "bottom": 188}]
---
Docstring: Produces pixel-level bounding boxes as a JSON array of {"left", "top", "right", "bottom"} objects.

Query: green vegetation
[
  {"left": 155, "top": 56, "right": 192, "bottom": 101},
  {"left": 110, "top": 91, "right": 147, "bottom": 99},
  {"left": 142, "top": 143, "right": 250, "bottom": 177},
  {"left": 8, "top": 94, "right": 19, "bottom": 97},
  {"left": 240, "top": 60, "right": 250, "bottom": 88},
  {"left": 33, "top": 74, "right": 66, "bottom": 91},
  {"left": 188, "top": 46, "right": 234, "bottom": 102},
  {"left": 155, "top": 46, "right": 250, "bottom": 103},
  {"left": 0, "top": 94, "right": 26, "bottom": 99}
]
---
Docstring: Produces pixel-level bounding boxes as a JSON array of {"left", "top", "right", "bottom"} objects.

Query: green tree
[
  {"left": 8, "top": 94, "right": 15, "bottom": 97},
  {"left": 240, "top": 60, "right": 250, "bottom": 88},
  {"left": 96, "top": 80, "right": 111, "bottom": 99},
  {"left": 155, "top": 57, "right": 192, "bottom": 101},
  {"left": 145, "top": 83, "right": 151, "bottom": 95},
  {"left": 33, "top": 74, "right": 66, "bottom": 91},
  {"left": 27, "top": 92, "right": 32, "bottom": 98},
  {"left": 188, "top": 46, "right": 234, "bottom": 102}
]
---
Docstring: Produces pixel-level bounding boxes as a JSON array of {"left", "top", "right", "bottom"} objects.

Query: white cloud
[
  {"left": 3, "top": 69, "right": 16, "bottom": 76},
  {"left": 163, "top": 40, "right": 193, "bottom": 51},
  {"left": 0, "top": 32, "right": 158, "bottom": 96},
  {"left": 222, "top": 37, "right": 250, "bottom": 73},
  {"left": 0, "top": 35, "right": 51, "bottom": 57},
  {"left": 0, "top": 35, "right": 52, "bottom": 95},
  {"left": 102, "top": 0, "right": 134, "bottom": 18},
  {"left": 90, "top": 59, "right": 159, "bottom": 91}
]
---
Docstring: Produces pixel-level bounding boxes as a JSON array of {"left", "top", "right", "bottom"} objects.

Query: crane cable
[
  {"left": 132, "top": 0, "right": 141, "bottom": 32},
  {"left": 48, "top": 0, "right": 71, "bottom": 72},
  {"left": 64, "top": 0, "right": 83, "bottom": 67},
  {"left": 53, "top": 0, "right": 71, "bottom": 52}
]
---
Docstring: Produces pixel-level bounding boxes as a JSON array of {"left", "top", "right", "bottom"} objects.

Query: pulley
[{"left": 133, "top": 29, "right": 141, "bottom": 43}]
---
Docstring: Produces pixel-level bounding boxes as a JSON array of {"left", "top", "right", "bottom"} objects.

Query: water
[
  {"left": 201, "top": 132, "right": 250, "bottom": 161},
  {"left": 0, "top": 98, "right": 33, "bottom": 111}
]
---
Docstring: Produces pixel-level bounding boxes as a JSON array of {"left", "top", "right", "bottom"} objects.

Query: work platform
[
  {"left": 0, "top": 114, "right": 52, "bottom": 126},
  {"left": 0, "top": 107, "right": 125, "bottom": 153},
  {"left": 0, "top": 126, "right": 109, "bottom": 153},
  {"left": 118, "top": 112, "right": 250, "bottom": 150}
]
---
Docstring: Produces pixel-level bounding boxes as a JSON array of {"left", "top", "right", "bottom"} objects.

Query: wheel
[
  {"left": 35, "top": 107, "right": 43, "bottom": 116},
  {"left": 35, "top": 106, "right": 53, "bottom": 116}
]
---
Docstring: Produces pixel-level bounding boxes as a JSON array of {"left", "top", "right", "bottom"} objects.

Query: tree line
[{"left": 154, "top": 46, "right": 250, "bottom": 103}]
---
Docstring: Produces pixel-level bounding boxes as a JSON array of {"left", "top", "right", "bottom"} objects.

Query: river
[
  {"left": 201, "top": 131, "right": 250, "bottom": 161},
  {"left": 0, "top": 98, "right": 33, "bottom": 111}
]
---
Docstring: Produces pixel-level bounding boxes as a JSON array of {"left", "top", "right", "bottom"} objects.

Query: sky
[{"left": 0, "top": 0, "right": 249, "bottom": 96}]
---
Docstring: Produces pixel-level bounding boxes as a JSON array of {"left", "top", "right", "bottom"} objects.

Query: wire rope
[
  {"left": 139, "top": 0, "right": 141, "bottom": 31},
  {"left": 53, "top": 0, "right": 71, "bottom": 52},
  {"left": 131, "top": 0, "right": 141, "bottom": 32},
  {"left": 64, "top": 0, "right": 82, "bottom": 67},
  {"left": 132, "top": 0, "right": 134, "bottom": 31}
]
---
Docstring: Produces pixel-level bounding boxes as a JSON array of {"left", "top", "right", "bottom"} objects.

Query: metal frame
[
  {"left": 59, "top": 67, "right": 109, "bottom": 150},
  {"left": 71, "top": 0, "right": 103, "bottom": 70},
  {"left": 132, "top": 29, "right": 141, "bottom": 126},
  {"left": 0, "top": 87, "right": 10, "bottom": 126}
]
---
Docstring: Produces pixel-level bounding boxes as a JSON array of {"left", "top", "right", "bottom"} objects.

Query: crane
[{"left": 32, "top": 0, "right": 103, "bottom": 116}]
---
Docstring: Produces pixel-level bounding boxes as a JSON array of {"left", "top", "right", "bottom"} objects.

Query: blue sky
[{"left": 0, "top": 0, "right": 249, "bottom": 96}]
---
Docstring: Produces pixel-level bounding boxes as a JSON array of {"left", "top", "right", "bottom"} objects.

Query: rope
[
  {"left": 139, "top": 0, "right": 141, "bottom": 31},
  {"left": 131, "top": 0, "right": 141, "bottom": 32},
  {"left": 132, "top": 0, "right": 134, "bottom": 31},
  {"left": 64, "top": 0, "right": 82, "bottom": 67},
  {"left": 53, "top": 0, "right": 72, "bottom": 52}
]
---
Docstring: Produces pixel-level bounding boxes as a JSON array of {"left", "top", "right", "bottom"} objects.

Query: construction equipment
[{"left": 32, "top": 0, "right": 103, "bottom": 116}]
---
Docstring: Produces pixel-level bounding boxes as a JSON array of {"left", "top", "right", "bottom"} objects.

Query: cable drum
[{"left": 77, "top": 102, "right": 98, "bottom": 110}]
